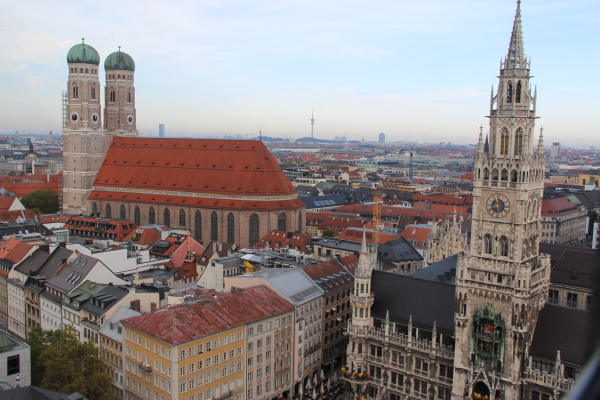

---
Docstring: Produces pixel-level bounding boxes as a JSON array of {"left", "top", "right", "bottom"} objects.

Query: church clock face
[
  {"left": 487, "top": 194, "right": 510, "bottom": 218},
  {"left": 70, "top": 112, "right": 79, "bottom": 123},
  {"left": 127, "top": 115, "right": 134, "bottom": 125},
  {"left": 91, "top": 113, "right": 99, "bottom": 123}
]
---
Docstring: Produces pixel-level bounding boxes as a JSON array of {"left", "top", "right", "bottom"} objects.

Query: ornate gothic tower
[
  {"left": 453, "top": 3, "right": 550, "bottom": 399},
  {"left": 346, "top": 233, "right": 375, "bottom": 391},
  {"left": 103, "top": 47, "right": 138, "bottom": 144},
  {"left": 63, "top": 40, "right": 107, "bottom": 214}
]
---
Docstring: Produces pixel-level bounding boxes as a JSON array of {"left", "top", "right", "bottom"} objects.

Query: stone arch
[
  {"left": 120, "top": 204, "right": 126, "bottom": 220},
  {"left": 511, "top": 169, "right": 518, "bottom": 182},
  {"left": 491, "top": 168, "right": 499, "bottom": 181},
  {"left": 92, "top": 202, "right": 98, "bottom": 214},
  {"left": 105, "top": 203, "right": 112, "bottom": 218},
  {"left": 501, "top": 169, "right": 508, "bottom": 181},
  {"left": 483, "top": 168, "right": 489, "bottom": 180},
  {"left": 134, "top": 206, "right": 140, "bottom": 225}
]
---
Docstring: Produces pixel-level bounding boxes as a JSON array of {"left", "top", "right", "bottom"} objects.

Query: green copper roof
[
  {"left": 104, "top": 48, "right": 135, "bottom": 72},
  {"left": 67, "top": 40, "right": 100, "bottom": 65}
]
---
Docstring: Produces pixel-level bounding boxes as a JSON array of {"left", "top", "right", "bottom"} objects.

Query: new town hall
[{"left": 345, "top": 3, "right": 586, "bottom": 400}]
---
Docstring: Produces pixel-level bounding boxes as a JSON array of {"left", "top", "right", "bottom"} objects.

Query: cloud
[
  {"left": 0, "top": 62, "right": 28, "bottom": 76},
  {"left": 560, "top": 88, "right": 583, "bottom": 91}
]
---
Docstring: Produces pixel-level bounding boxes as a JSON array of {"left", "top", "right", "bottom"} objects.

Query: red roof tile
[
  {"left": 93, "top": 138, "right": 298, "bottom": 199},
  {"left": 255, "top": 230, "right": 313, "bottom": 253},
  {"left": 122, "top": 285, "right": 294, "bottom": 345}
]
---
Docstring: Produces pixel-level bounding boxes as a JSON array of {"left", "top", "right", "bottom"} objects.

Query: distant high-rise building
[
  {"left": 379, "top": 132, "right": 385, "bottom": 144},
  {"left": 550, "top": 142, "right": 561, "bottom": 161},
  {"left": 310, "top": 110, "right": 314, "bottom": 138},
  {"left": 159, "top": 124, "right": 165, "bottom": 138}
]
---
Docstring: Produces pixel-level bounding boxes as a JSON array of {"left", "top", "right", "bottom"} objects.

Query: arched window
[
  {"left": 249, "top": 214, "right": 259, "bottom": 246},
  {"left": 127, "top": 90, "right": 131, "bottom": 102},
  {"left": 484, "top": 234, "right": 492, "bottom": 254},
  {"left": 120, "top": 204, "right": 126, "bottom": 220},
  {"left": 500, "top": 127, "right": 509, "bottom": 155},
  {"left": 92, "top": 203, "right": 98, "bottom": 214},
  {"left": 85, "top": 68, "right": 88, "bottom": 74},
  {"left": 194, "top": 211, "right": 202, "bottom": 241},
  {"left": 179, "top": 209, "right": 186, "bottom": 227},
  {"left": 516, "top": 81, "right": 522, "bottom": 103},
  {"left": 105, "top": 204, "right": 112, "bottom": 218},
  {"left": 506, "top": 81, "right": 512, "bottom": 103},
  {"left": 514, "top": 127, "right": 524, "bottom": 155},
  {"left": 278, "top": 213, "right": 286, "bottom": 231},
  {"left": 149, "top": 207, "right": 155, "bottom": 224},
  {"left": 227, "top": 213, "right": 235, "bottom": 244},
  {"left": 72, "top": 85, "right": 78, "bottom": 99},
  {"left": 110, "top": 89, "right": 115, "bottom": 103},
  {"left": 134, "top": 206, "right": 140, "bottom": 225},
  {"left": 500, "top": 236, "right": 509, "bottom": 257},
  {"left": 163, "top": 208, "right": 170, "bottom": 228},
  {"left": 501, "top": 169, "right": 508, "bottom": 181},
  {"left": 91, "top": 86, "right": 96, "bottom": 100},
  {"left": 211, "top": 212, "right": 218, "bottom": 241}
]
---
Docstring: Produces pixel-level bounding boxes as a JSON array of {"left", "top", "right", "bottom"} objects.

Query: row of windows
[
  {"left": 93, "top": 203, "right": 291, "bottom": 246},
  {"left": 70, "top": 67, "right": 97, "bottom": 74}
]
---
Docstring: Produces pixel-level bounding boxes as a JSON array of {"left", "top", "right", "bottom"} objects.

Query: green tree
[
  {"left": 321, "top": 228, "right": 339, "bottom": 238},
  {"left": 20, "top": 189, "right": 59, "bottom": 214},
  {"left": 8, "top": 171, "right": 16, "bottom": 176},
  {"left": 27, "top": 327, "right": 115, "bottom": 400}
]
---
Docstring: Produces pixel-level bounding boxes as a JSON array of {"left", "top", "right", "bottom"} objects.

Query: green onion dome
[
  {"left": 104, "top": 47, "right": 135, "bottom": 72},
  {"left": 67, "top": 39, "right": 100, "bottom": 65}
]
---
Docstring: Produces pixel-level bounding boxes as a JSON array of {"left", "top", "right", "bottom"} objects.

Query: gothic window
[
  {"left": 178, "top": 209, "right": 186, "bottom": 227},
  {"left": 195, "top": 211, "right": 202, "bottom": 241},
  {"left": 278, "top": 213, "right": 286, "bottom": 231},
  {"left": 164, "top": 208, "right": 171, "bottom": 227},
  {"left": 512, "top": 170, "right": 518, "bottom": 182},
  {"left": 211, "top": 212, "right": 218, "bottom": 241},
  {"left": 514, "top": 127, "right": 524, "bottom": 155},
  {"left": 506, "top": 81, "right": 512, "bottom": 103},
  {"left": 105, "top": 204, "right": 112, "bottom": 218},
  {"left": 110, "top": 89, "right": 115, "bottom": 103},
  {"left": 134, "top": 206, "right": 140, "bottom": 225},
  {"left": 120, "top": 204, "right": 126, "bottom": 220},
  {"left": 127, "top": 90, "right": 131, "bottom": 103},
  {"left": 249, "top": 214, "right": 259, "bottom": 246},
  {"left": 484, "top": 234, "right": 492, "bottom": 254},
  {"left": 149, "top": 207, "right": 155, "bottom": 224},
  {"left": 227, "top": 213, "right": 235, "bottom": 244},
  {"left": 92, "top": 203, "right": 98, "bottom": 214},
  {"left": 500, "top": 127, "right": 509, "bottom": 155},
  {"left": 483, "top": 168, "right": 489, "bottom": 180},
  {"left": 298, "top": 211, "right": 303, "bottom": 233},
  {"left": 516, "top": 81, "right": 522, "bottom": 103},
  {"left": 72, "top": 85, "right": 78, "bottom": 99},
  {"left": 499, "top": 236, "right": 509, "bottom": 257},
  {"left": 501, "top": 169, "right": 508, "bottom": 181},
  {"left": 91, "top": 86, "right": 96, "bottom": 100}
]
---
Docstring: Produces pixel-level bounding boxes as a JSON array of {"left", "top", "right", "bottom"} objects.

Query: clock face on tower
[
  {"left": 127, "top": 115, "right": 134, "bottom": 125},
  {"left": 91, "top": 113, "right": 99, "bottom": 123},
  {"left": 70, "top": 112, "right": 79, "bottom": 123},
  {"left": 487, "top": 194, "right": 510, "bottom": 218}
]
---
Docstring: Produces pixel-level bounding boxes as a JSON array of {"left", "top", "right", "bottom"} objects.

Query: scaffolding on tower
[{"left": 61, "top": 91, "right": 68, "bottom": 129}]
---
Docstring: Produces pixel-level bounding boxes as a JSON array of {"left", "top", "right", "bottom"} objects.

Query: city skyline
[{"left": 0, "top": 0, "right": 598, "bottom": 146}]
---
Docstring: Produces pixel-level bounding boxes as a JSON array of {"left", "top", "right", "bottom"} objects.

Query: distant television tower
[{"left": 311, "top": 110, "right": 315, "bottom": 138}]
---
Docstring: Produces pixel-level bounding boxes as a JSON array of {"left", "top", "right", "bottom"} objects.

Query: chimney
[
  {"left": 130, "top": 299, "right": 141, "bottom": 312},
  {"left": 161, "top": 277, "right": 168, "bottom": 286},
  {"left": 175, "top": 312, "right": 186, "bottom": 324},
  {"left": 150, "top": 302, "right": 157, "bottom": 312},
  {"left": 39, "top": 244, "right": 50, "bottom": 253},
  {"left": 194, "top": 289, "right": 203, "bottom": 297}
]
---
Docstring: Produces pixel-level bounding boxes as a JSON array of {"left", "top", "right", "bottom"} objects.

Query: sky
[{"left": 0, "top": 0, "right": 598, "bottom": 146}]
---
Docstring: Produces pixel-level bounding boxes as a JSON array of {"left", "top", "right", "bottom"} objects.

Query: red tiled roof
[
  {"left": 37, "top": 215, "right": 72, "bottom": 224},
  {"left": 0, "top": 182, "right": 59, "bottom": 197},
  {"left": 122, "top": 225, "right": 169, "bottom": 244},
  {"left": 255, "top": 230, "right": 313, "bottom": 253},
  {"left": 399, "top": 226, "right": 431, "bottom": 248},
  {"left": 65, "top": 216, "right": 136, "bottom": 241},
  {"left": 318, "top": 216, "right": 365, "bottom": 232},
  {"left": 411, "top": 194, "right": 470, "bottom": 206},
  {"left": 0, "top": 237, "right": 33, "bottom": 264},
  {"left": 122, "top": 285, "right": 294, "bottom": 345},
  {"left": 93, "top": 138, "right": 299, "bottom": 200},
  {"left": 302, "top": 256, "right": 356, "bottom": 295},
  {"left": 89, "top": 190, "right": 305, "bottom": 212},
  {"left": 335, "top": 228, "right": 401, "bottom": 243},
  {"left": 542, "top": 197, "right": 580, "bottom": 216}
]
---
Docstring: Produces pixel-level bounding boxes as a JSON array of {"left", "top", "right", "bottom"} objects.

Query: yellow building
[{"left": 122, "top": 286, "right": 294, "bottom": 400}]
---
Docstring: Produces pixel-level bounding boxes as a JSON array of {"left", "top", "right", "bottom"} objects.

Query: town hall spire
[{"left": 504, "top": 0, "right": 528, "bottom": 70}]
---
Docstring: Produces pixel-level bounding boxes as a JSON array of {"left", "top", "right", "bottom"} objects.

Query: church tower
[
  {"left": 345, "top": 233, "right": 375, "bottom": 392},
  {"left": 62, "top": 39, "right": 107, "bottom": 214},
  {"left": 103, "top": 47, "right": 138, "bottom": 144},
  {"left": 453, "top": 2, "right": 550, "bottom": 399}
]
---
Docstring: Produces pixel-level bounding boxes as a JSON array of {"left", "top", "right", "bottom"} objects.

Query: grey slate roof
[
  {"left": 14, "top": 248, "right": 50, "bottom": 275},
  {"left": 529, "top": 304, "right": 588, "bottom": 366},
  {"left": 80, "top": 285, "right": 129, "bottom": 317},
  {"left": 539, "top": 243, "right": 597, "bottom": 289},
  {"left": 241, "top": 268, "right": 324, "bottom": 306},
  {"left": 46, "top": 254, "right": 99, "bottom": 294},
  {"left": 377, "top": 237, "right": 423, "bottom": 266},
  {"left": 0, "top": 386, "right": 89, "bottom": 400},
  {"left": 371, "top": 270, "right": 455, "bottom": 334},
  {"left": 300, "top": 194, "right": 351, "bottom": 210},
  {"left": 99, "top": 305, "right": 142, "bottom": 343},
  {"left": 411, "top": 253, "right": 458, "bottom": 284}
]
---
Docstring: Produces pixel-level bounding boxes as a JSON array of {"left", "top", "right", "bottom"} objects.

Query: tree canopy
[
  {"left": 20, "top": 189, "right": 59, "bottom": 214},
  {"left": 321, "top": 228, "right": 339, "bottom": 238},
  {"left": 27, "top": 327, "right": 115, "bottom": 400}
]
